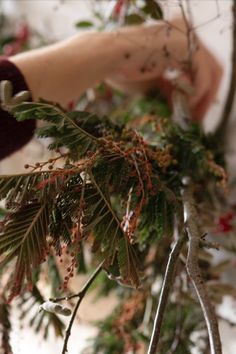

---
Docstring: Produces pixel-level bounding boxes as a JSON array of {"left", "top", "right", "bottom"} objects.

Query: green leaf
[
  {"left": 75, "top": 20, "right": 94, "bottom": 28},
  {"left": 12, "top": 102, "right": 98, "bottom": 142},
  {"left": 12, "top": 103, "right": 61, "bottom": 123},
  {"left": 125, "top": 14, "right": 145, "bottom": 25},
  {"left": 142, "top": 0, "right": 163, "bottom": 20},
  {"left": 0, "top": 207, "right": 6, "bottom": 219},
  {"left": 117, "top": 237, "right": 141, "bottom": 288},
  {"left": 0, "top": 202, "right": 50, "bottom": 296},
  {"left": 88, "top": 171, "right": 141, "bottom": 288}
]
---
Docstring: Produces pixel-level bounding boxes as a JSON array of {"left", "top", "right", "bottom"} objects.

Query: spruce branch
[
  {"left": 147, "top": 231, "right": 187, "bottom": 354},
  {"left": 215, "top": 0, "right": 236, "bottom": 142},
  {"left": 60, "top": 262, "right": 103, "bottom": 354},
  {"left": 183, "top": 186, "right": 222, "bottom": 354}
]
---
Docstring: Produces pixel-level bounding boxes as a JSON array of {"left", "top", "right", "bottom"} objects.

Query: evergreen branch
[
  {"left": 11, "top": 102, "right": 99, "bottom": 142},
  {"left": 147, "top": 231, "right": 187, "bottom": 354},
  {"left": 60, "top": 262, "right": 104, "bottom": 354},
  {"left": 183, "top": 186, "right": 222, "bottom": 354},
  {"left": 43, "top": 103, "right": 99, "bottom": 143},
  {"left": 214, "top": 0, "right": 236, "bottom": 141}
]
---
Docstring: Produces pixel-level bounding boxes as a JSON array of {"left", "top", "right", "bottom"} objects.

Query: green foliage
[
  {"left": 0, "top": 96, "right": 225, "bottom": 301},
  {"left": 83, "top": 291, "right": 207, "bottom": 354},
  {"left": 138, "top": 190, "right": 176, "bottom": 245},
  {"left": 75, "top": 20, "right": 94, "bottom": 29},
  {"left": 84, "top": 314, "right": 125, "bottom": 354},
  {"left": 0, "top": 202, "right": 50, "bottom": 297},
  {"left": 157, "top": 301, "right": 207, "bottom": 354}
]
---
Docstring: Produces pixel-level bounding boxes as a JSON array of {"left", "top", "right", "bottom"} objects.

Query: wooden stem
[
  {"left": 183, "top": 187, "right": 222, "bottom": 354},
  {"left": 147, "top": 232, "right": 187, "bottom": 354}
]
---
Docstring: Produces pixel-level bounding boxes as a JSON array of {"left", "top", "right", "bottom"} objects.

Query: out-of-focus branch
[{"left": 215, "top": 1, "right": 236, "bottom": 142}]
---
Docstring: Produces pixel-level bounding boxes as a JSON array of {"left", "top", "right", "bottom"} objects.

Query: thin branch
[
  {"left": 183, "top": 186, "right": 222, "bottom": 354},
  {"left": 147, "top": 232, "right": 187, "bottom": 354},
  {"left": 215, "top": 1, "right": 236, "bottom": 142},
  {"left": 59, "top": 262, "right": 103, "bottom": 354},
  {"left": 179, "top": 0, "right": 195, "bottom": 75}
]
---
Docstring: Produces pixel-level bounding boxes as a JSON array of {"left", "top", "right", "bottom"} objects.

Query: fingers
[
  {"left": 193, "top": 64, "right": 222, "bottom": 121},
  {"left": 189, "top": 47, "right": 223, "bottom": 121}
]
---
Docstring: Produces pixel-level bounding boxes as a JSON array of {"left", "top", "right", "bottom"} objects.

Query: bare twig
[
  {"left": 179, "top": 0, "right": 196, "bottom": 75},
  {"left": 215, "top": 1, "right": 236, "bottom": 141},
  {"left": 183, "top": 186, "right": 222, "bottom": 354},
  {"left": 60, "top": 262, "right": 104, "bottom": 354},
  {"left": 147, "top": 232, "right": 187, "bottom": 354}
]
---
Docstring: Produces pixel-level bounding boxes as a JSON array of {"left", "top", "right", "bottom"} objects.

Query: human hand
[{"left": 107, "top": 19, "right": 223, "bottom": 121}]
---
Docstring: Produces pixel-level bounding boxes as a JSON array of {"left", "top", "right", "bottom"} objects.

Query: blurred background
[{"left": 0, "top": 1, "right": 235, "bottom": 353}]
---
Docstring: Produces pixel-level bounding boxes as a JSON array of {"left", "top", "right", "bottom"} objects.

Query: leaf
[
  {"left": 0, "top": 202, "right": 50, "bottom": 297},
  {"left": 138, "top": 190, "right": 175, "bottom": 245},
  {"left": 88, "top": 171, "right": 141, "bottom": 287},
  {"left": 117, "top": 237, "right": 141, "bottom": 288},
  {"left": 125, "top": 14, "right": 145, "bottom": 25},
  {"left": 75, "top": 20, "right": 94, "bottom": 28},
  {"left": 142, "top": 0, "right": 163, "bottom": 20},
  {"left": 12, "top": 102, "right": 103, "bottom": 158},
  {"left": 0, "top": 207, "right": 6, "bottom": 219},
  {"left": 12, "top": 102, "right": 98, "bottom": 139},
  {"left": 0, "top": 171, "right": 67, "bottom": 206}
]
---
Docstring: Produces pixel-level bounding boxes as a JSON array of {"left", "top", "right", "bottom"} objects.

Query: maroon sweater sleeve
[{"left": 0, "top": 58, "right": 35, "bottom": 161}]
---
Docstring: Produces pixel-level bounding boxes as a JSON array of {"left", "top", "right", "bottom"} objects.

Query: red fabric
[{"left": 0, "top": 57, "right": 35, "bottom": 161}]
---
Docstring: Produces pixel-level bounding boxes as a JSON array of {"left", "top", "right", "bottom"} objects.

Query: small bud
[{"left": 39, "top": 301, "right": 71, "bottom": 316}]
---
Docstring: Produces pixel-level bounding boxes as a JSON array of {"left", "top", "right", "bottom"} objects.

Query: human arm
[
  {"left": 10, "top": 19, "right": 222, "bottom": 120},
  {"left": 1, "top": 18, "right": 222, "bottom": 160}
]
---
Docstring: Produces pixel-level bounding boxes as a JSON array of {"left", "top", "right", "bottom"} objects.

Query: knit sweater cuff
[{"left": 0, "top": 57, "right": 35, "bottom": 161}]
